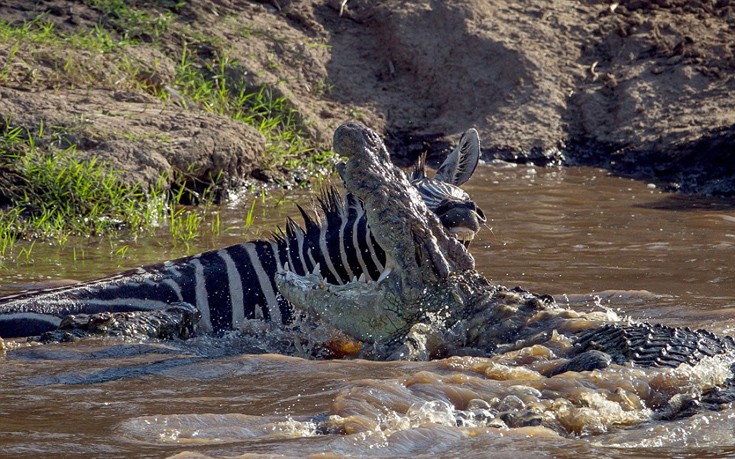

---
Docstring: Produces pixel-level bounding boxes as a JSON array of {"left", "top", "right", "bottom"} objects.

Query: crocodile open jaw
[{"left": 275, "top": 122, "right": 475, "bottom": 343}]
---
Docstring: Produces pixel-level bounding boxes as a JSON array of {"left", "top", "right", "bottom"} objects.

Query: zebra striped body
[
  {"left": 0, "top": 192, "right": 386, "bottom": 336},
  {"left": 0, "top": 129, "right": 484, "bottom": 338}
]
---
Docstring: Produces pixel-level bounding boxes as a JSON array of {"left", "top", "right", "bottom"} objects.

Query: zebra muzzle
[{"left": 449, "top": 227, "right": 476, "bottom": 247}]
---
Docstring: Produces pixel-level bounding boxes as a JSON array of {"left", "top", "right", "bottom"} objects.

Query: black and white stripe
[
  {"left": 0, "top": 192, "right": 389, "bottom": 336},
  {"left": 0, "top": 129, "right": 483, "bottom": 338}
]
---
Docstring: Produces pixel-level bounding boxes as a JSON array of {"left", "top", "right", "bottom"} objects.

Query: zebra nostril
[{"left": 472, "top": 204, "right": 487, "bottom": 223}]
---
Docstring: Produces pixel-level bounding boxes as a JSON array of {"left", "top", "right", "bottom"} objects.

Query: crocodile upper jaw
[{"left": 275, "top": 122, "right": 475, "bottom": 343}]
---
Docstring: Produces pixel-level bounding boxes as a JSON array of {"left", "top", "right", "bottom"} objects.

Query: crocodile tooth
[
  {"left": 282, "top": 262, "right": 290, "bottom": 273},
  {"left": 377, "top": 266, "right": 392, "bottom": 283},
  {"left": 352, "top": 276, "right": 358, "bottom": 283},
  {"left": 377, "top": 256, "right": 395, "bottom": 283},
  {"left": 311, "top": 263, "right": 321, "bottom": 275},
  {"left": 358, "top": 273, "right": 367, "bottom": 283}
]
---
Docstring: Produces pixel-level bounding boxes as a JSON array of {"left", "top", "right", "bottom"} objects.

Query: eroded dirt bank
[{"left": 1, "top": 0, "right": 733, "bottom": 195}]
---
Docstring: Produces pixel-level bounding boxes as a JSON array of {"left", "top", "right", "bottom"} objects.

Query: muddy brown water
[{"left": 1, "top": 164, "right": 735, "bottom": 458}]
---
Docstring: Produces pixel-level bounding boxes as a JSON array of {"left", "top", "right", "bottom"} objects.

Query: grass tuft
[
  {"left": 171, "top": 45, "right": 335, "bottom": 183},
  {"left": 0, "top": 18, "right": 129, "bottom": 52},
  {"left": 90, "top": 0, "right": 174, "bottom": 42},
  {"left": 0, "top": 123, "right": 220, "bottom": 263}
]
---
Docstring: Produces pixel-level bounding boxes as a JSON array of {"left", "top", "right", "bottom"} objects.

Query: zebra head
[{"left": 409, "top": 129, "right": 486, "bottom": 247}]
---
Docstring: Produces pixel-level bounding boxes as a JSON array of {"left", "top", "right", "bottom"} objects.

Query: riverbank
[{"left": 1, "top": 0, "right": 733, "bottom": 199}]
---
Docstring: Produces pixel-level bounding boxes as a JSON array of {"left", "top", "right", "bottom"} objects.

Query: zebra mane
[
  {"left": 272, "top": 186, "right": 361, "bottom": 245},
  {"left": 410, "top": 152, "right": 428, "bottom": 181}
]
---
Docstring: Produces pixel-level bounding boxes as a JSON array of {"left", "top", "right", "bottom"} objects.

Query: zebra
[{"left": 0, "top": 129, "right": 485, "bottom": 338}]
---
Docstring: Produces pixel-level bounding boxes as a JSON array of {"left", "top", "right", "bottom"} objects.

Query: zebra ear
[
  {"left": 409, "top": 152, "right": 428, "bottom": 181},
  {"left": 435, "top": 128, "right": 481, "bottom": 186}
]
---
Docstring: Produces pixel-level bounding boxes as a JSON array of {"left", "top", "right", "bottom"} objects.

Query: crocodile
[{"left": 276, "top": 123, "right": 735, "bottom": 394}]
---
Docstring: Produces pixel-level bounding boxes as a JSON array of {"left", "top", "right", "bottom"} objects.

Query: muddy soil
[{"left": 0, "top": 0, "right": 733, "bottom": 195}]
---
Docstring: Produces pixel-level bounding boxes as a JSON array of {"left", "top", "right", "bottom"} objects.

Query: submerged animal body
[{"left": 0, "top": 129, "right": 485, "bottom": 338}]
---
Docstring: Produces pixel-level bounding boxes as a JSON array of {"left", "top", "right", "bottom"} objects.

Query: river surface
[{"left": 1, "top": 163, "right": 735, "bottom": 458}]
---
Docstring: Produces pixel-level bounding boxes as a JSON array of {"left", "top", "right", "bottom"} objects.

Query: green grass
[
  {"left": 90, "top": 0, "right": 175, "bottom": 41},
  {"left": 0, "top": 19, "right": 143, "bottom": 91},
  {"left": 171, "top": 45, "right": 335, "bottom": 181},
  {"left": 0, "top": 18, "right": 129, "bottom": 52},
  {"left": 0, "top": 123, "right": 221, "bottom": 263}
]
